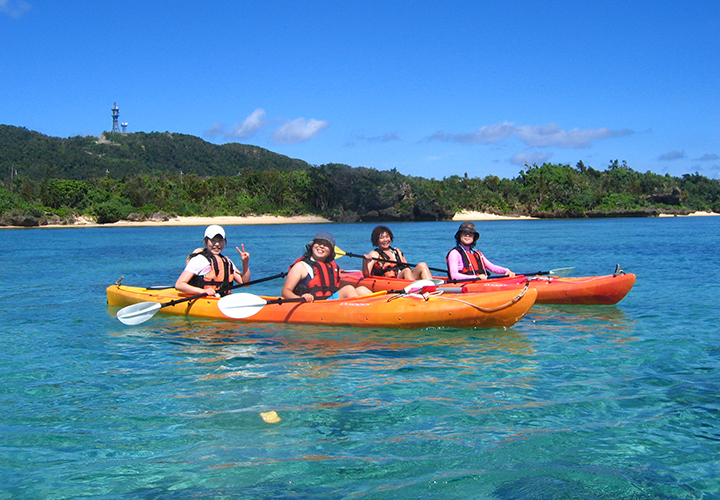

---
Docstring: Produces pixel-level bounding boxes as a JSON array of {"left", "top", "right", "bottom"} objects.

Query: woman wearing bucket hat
[
  {"left": 282, "top": 231, "right": 372, "bottom": 303},
  {"left": 175, "top": 225, "right": 250, "bottom": 296},
  {"left": 446, "top": 222, "right": 515, "bottom": 281}
]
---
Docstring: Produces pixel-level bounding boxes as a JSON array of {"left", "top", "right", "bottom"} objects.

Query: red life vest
[
  {"left": 445, "top": 245, "right": 487, "bottom": 278},
  {"left": 188, "top": 250, "right": 235, "bottom": 295},
  {"left": 370, "top": 247, "right": 405, "bottom": 277},
  {"left": 290, "top": 256, "right": 340, "bottom": 299}
]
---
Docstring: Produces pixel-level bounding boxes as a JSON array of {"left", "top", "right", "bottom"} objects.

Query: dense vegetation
[{"left": 1, "top": 125, "right": 719, "bottom": 226}]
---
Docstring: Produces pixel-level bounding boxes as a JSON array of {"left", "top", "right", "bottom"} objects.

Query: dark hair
[{"left": 371, "top": 225, "right": 394, "bottom": 247}]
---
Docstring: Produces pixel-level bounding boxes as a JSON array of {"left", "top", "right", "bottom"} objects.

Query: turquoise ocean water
[{"left": 1, "top": 217, "right": 718, "bottom": 499}]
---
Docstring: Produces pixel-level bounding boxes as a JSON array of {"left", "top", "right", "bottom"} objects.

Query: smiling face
[
  {"left": 311, "top": 239, "right": 332, "bottom": 261},
  {"left": 205, "top": 236, "right": 226, "bottom": 255},
  {"left": 376, "top": 231, "right": 392, "bottom": 250}
]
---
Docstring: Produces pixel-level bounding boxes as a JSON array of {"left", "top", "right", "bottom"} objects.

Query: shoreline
[
  {"left": 4, "top": 214, "right": 334, "bottom": 229},
  {"left": 2, "top": 210, "right": 718, "bottom": 229},
  {"left": 454, "top": 210, "right": 720, "bottom": 220}
]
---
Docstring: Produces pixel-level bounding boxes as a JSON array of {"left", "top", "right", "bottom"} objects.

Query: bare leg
[
  {"left": 338, "top": 285, "right": 359, "bottom": 298},
  {"left": 411, "top": 262, "right": 432, "bottom": 280},
  {"left": 397, "top": 268, "right": 414, "bottom": 280},
  {"left": 339, "top": 284, "right": 374, "bottom": 298}
]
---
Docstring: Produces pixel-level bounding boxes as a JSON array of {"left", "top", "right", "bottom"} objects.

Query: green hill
[{"left": 0, "top": 125, "right": 311, "bottom": 180}]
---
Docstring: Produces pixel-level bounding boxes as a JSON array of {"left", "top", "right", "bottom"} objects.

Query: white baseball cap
[{"left": 203, "top": 225, "right": 226, "bottom": 239}]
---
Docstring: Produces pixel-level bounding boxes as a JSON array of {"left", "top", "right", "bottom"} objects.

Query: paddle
[
  {"left": 217, "top": 278, "right": 445, "bottom": 319},
  {"left": 334, "top": 246, "right": 574, "bottom": 281},
  {"left": 491, "top": 266, "right": 574, "bottom": 278},
  {"left": 444, "top": 267, "right": 575, "bottom": 284},
  {"left": 218, "top": 293, "right": 306, "bottom": 319},
  {"left": 334, "top": 246, "right": 448, "bottom": 274},
  {"left": 116, "top": 272, "right": 288, "bottom": 325}
]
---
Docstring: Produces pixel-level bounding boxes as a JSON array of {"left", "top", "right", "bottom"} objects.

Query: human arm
[
  {"left": 235, "top": 244, "right": 250, "bottom": 283},
  {"left": 481, "top": 255, "right": 515, "bottom": 277},
  {"left": 281, "top": 261, "right": 314, "bottom": 303},
  {"left": 175, "top": 256, "right": 217, "bottom": 296},
  {"left": 362, "top": 250, "right": 380, "bottom": 278}
]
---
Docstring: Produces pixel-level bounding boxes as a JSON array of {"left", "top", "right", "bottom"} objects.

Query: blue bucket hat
[{"left": 310, "top": 231, "right": 336, "bottom": 260}]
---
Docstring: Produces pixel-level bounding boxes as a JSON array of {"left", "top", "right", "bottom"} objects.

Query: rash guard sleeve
[
  {"left": 448, "top": 248, "right": 510, "bottom": 280},
  {"left": 480, "top": 255, "right": 510, "bottom": 276},
  {"left": 447, "top": 249, "right": 477, "bottom": 280}
]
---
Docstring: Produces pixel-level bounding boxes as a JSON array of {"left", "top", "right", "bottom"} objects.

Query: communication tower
[
  {"left": 111, "top": 102, "right": 120, "bottom": 133},
  {"left": 121, "top": 122, "right": 128, "bottom": 133}
]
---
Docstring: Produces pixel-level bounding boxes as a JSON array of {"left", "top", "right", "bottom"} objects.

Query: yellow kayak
[{"left": 108, "top": 283, "right": 537, "bottom": 329}]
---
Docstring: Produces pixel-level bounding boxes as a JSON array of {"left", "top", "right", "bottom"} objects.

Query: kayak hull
[
  {"left": 340, "top": 271, "right": 636, "bottom": 305},
  {"left": 107, "top": 284, "right": 537, "bottom": 329}
]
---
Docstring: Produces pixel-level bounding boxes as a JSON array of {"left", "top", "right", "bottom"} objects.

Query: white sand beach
[
  {"left": 5, "top": 210, "right": 718, "bottom": 229},
  {"left": 658, "top": 211, "right": 720, "bottom": 217},
  {"left": 32, "top": 214, "right": 334, "bottom": 229},
  {"left": 34, "top": 211, "right": 534, "bottom": 229},
  {"left": 451, "top": 211, "right": 538, "bottom": 221}
]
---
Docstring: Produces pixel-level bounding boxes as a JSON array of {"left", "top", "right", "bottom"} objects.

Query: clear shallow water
[{"left": 1, "top": 218, "right": 719, "bottom": 499}]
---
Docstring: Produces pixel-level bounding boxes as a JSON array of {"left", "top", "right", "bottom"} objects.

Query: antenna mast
[{"left": 111, "top": 102, "right": 120, "bottom": 133}]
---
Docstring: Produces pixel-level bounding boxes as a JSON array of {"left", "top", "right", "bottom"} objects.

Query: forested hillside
[
  {"left": 1, "top": 125, "right": 719, "bottom": 226},
  {"left": 0, "top": 125, "right": 310, "bottom": 179}
]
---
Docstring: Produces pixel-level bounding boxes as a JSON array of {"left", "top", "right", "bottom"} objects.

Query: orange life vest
[
  {"left": 370, "top": 247, "right": 405, "bottom": 277},
  {"left": 290, "top": 256, "right": 340, "bottom": 299},
  {"left": 188, "top": 250, "right": 235, "bottom": 295},
  {"left": 445, "top": 245, "right": 487, "bottom": 278}
]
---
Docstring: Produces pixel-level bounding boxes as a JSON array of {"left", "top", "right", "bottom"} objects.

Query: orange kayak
[
  {"left": 340, "top": 270, "right": 636, "bottom": 305},
  {"left": 107, "top": 283, "right": 537, "bottom": 329}
]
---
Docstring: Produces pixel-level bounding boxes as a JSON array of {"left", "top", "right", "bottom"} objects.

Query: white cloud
[
  {"left": 359, "top": 132, "right": 401, "bottom": 143},
  {"left": 346, "top": 132, "right": 401, "bottom": 146},
  {"left": 659, "top": 150, "right": 685, "bottom": 161},
  {"left": 272, "top": 117, "right": 328, "bottom": 145},
  {"left": 429, "top": 121, "right": 634, "bottom": 149},
  {"left": 203, "top": 123, "right": 224, "bottom": 139},
  {"left": 510, "top": 151, "right": 553, "bottom": 166},
  {"left": 0, "top": 0, "right": 30, "bottom": 17},
  {"left": 227, "top": 108, "right": 267, "bottom": 139},
  {"left": 429, "top": 122, "right": 515, "bottom": 144}
]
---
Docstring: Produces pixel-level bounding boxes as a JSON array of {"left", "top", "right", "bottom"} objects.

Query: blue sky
[{"left": 2, "top": 0, "right": 719, "bottom": 180}]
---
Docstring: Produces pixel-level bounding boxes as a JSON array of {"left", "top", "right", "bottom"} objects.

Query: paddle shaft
[
  {"left": 171, "top": 271, "right": 288, "bottom": 305},
  {"left": 445, "top": 269, "right": 561, "bottom": 284},
  {"left": 141, "top": 272, "right": 288, "bottom": 312},
  {"left": 341, "top": 251, "right": 448, "bottom": 274},
  {"left": 339, "top": 250, "right": 568, "bottom": 281},
  {"left": 341, "top": 251, "right": 519, "bottom": 277},
  {"left": 263, "top": 297, "right": 306, "bottom": 306}
]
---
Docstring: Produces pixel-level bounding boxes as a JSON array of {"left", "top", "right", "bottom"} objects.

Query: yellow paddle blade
[
  {"left": 260, "top": 411, "right": 281, "bottom": 424},
  {"left": 334, "top": 246, "right": 347, "bottom": 257}
]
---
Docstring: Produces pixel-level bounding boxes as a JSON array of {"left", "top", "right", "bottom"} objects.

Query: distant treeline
[{"left": 1, "top": 125, "right": 719, "bottom": 226}]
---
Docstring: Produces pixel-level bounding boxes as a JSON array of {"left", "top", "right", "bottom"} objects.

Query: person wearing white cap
[
  {"left": 175, "top": 225, "right": 250, "bottom": 296},
  {"left": 281, "top": 231, "right": 372, "bottom": 303}
]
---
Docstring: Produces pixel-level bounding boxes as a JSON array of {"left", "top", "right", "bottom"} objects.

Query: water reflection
[
  {"left": 525, "top": 304, "right": 637, "bottom": 343},
  {"left": 107, "top": 313, "right": 543, "bottom": 398}
]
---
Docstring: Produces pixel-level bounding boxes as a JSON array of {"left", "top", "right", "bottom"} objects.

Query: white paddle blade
[
  {"left": 217, "top": 293, "right": 269, "bottom": 319},
  {"left": 116, "top": 302, "right": 162, "bottom": 325},
  {"left": 548, "top": 267, "right": 575, "bottom": 277},
  {"left": 403, "top": 279, "right": 444, "bottom": 294}
]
